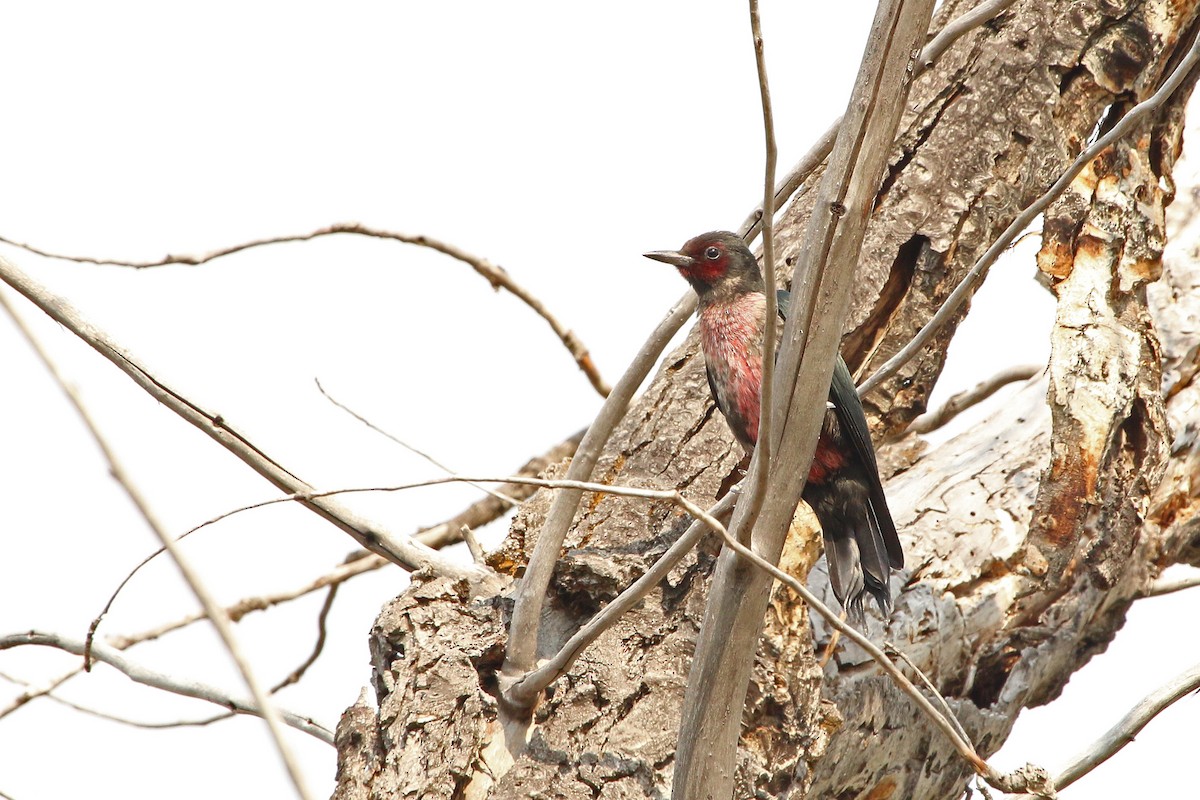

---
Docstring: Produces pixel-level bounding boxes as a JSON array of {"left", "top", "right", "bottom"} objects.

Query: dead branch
[
  {"left": 909, "top": 364, "right": 1043, "bottom": 434},
  {"left": 1140, "top": 571, "right": 1200, "bottom": 597},
  {"left": 747, "top": 0, "right": 781, "bottom": 513},
  {"left": 0, "top": 631, "right": 334, "bottom": 745},
  {"left": 0, "top": 223, "right": 611, "bottom": 396},
  {"left": 1054, "top": 661, "right": 1200, "bottom": 790}
]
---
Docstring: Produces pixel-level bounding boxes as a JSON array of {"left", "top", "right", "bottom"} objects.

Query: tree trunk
[{"left": 332, "top": 1, "right": 1200, "bottom": 797}]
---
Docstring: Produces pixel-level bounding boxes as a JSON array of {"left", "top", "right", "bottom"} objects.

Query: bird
[{"left": 644, "top": 230, "right": 903, "bottom": 622}]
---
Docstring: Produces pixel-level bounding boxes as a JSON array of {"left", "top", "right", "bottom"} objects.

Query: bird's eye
[{"left": 704, "top": 246, "right": 721, "bottom": 260}]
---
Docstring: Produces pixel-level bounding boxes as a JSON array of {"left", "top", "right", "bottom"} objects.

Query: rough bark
[{"left": 333, "top": 1, "right": 1200, "bottom": 798}]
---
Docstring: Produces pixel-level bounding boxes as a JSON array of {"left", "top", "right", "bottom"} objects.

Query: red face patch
[{"left": 681, "top": 238, "right": 729, "bottom": 284}]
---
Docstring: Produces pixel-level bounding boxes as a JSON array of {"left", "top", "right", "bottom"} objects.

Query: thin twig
[
  {"left": 859, "top": 32, "right": 1200, "bottom": 396},
  {"left": 738, "top": 0, "right": 1020, "bottom": 240},
  {"left": 0, "top": 223, "right": 610, "bottom": 396},
  {"left": 118, "top": 551, "right": 382, "bottom": 644},
  {"left": 410, "top": 430, "right": 583, "bottom": 549},
  {"left": 1140, "top": 571, "right": 1200, "bottom": 598},
  {"left": 461, "top": 525, "right": 486, "bottom": 566},
  {"left": 0, "top": 253, "right": 498, "bottom": 592},
  {"left": 885, "top": 642, "right": 974, "bottom": 745},
  {"left": 88, "top": 431, "right": 579, "bottom": 651},
  {"left": 0, "top": 631, "right": 333, "bottom": 745},
  {"left": 269, "top": 585, "right": 339, "bottom": 693},
  {"left": 817, "top": 617, "right": 844, "bottom": 669},
  {"left": 7, "top": 553, "right": 384, "bottom": 723},
  {"left": 13, "top": 684, "right": 228, "bottom": 730},
  {"left": 909, "top": 364, "right": 1042, "bottom": 434},
  {"left": 316, "top": 378, "right": 520, "bottom": 506},
  {"left": 744, "top": 0, "right": 779, "bottom": 543},
  {"left": 1054, "top": 661, "right": 1200, "bottom": 790}
]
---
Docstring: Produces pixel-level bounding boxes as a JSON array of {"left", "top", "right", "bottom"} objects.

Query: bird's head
[{"left": 643, "top": 230, "right": 763, "bottom": 302}]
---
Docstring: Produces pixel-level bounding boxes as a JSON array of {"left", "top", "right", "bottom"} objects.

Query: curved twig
[
  {"left": 745, "top": 0, "right": 779, "bottom": 539},
  {"left": 1054, "top": 661, "right": 1200, "bottom": 791},
  {"left": 0, "top": 631, "right": 334, "bottom": 745},
  {"left": 0, "top": 223, "right": 611, "bottom": 397},
  {"left": 909, "top": 364, "right": 1042, "bottom": 433}
]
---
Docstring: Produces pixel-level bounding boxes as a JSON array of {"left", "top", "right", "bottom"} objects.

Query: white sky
[{"left": 0, "top": 2, "right": 1196, "bottom": 798}]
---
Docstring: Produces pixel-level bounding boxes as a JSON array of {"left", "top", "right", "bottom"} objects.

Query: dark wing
[
  {"left": 777, "top": 289, "right": 903, "bottom": 569},
  {"left": 828, "top": 358, "right": 903, "bottom": 569}
]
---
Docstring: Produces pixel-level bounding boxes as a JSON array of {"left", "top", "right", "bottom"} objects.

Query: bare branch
[
  {"left": 411, "top": 430, "right": 583, "bottom": 549},
  {"left": 6, "top": 552, "right": 385, "bottom": 723},
  {"left": 859, "top": 31, "right": 1200, "bottom": 396},
  {"left": 316, "top": 378, "right": 521, "bottom": 506},
  {"left": 909, "top": 364, "right": 1042, "bottom": 434},
  {"left": 117, "top": 551, "right": 385, "bottom": 645},
  {"left": 269, "top": 584, "right": 339, "bottom": 694},
  {"left": 0, "top": 223, "right": 610, "bottom": 396},
  {"left": 0, "top": 631, "right": 334, "bottom": 745},
  {"left": 502, "top": 293, "right": 696, "bottom": 688},
  {"left": 0, "top": 291, "right": 172, "bottom": 547},
  {"left": 1140, "top": 571, "right": 1200, "bottom": 597},
  {"left": 461, "top": 525, "right": 486, "bottom": 566},
  {"left": 0, "top": 253, "right": 499, "bottom": 592},
  {"left": 744, "top": 0, "right": 779, "bottom": 540},
  {"left": 1054, "top": 661, "right": 1200, "bottom": 791}
]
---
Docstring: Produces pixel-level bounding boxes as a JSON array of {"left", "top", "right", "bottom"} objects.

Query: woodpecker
[{"left": 645, "top": 230, "right": 903, "bottom": 621}]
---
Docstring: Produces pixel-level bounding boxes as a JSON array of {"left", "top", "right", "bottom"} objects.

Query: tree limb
[
  {"left": 0, "top": 223, "right": 611, "bottom": 396},
  {"left": 909, "top": 364, "right": 1042, "bottom": 434},
  {"left": 0, "top": 631, "right": 334, "bottom": 745},
  {"left": 1054, "top": 661, "right": 1200, "bottom": 791}
]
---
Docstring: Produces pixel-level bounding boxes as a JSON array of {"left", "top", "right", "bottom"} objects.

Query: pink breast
[{"left": 699, "top": 294, "right": 767, "bottom": 444}]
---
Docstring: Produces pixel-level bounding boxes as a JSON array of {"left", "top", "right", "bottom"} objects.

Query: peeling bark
[{"left": 333, "top": 1, "right": 1200, "bottom": 798}]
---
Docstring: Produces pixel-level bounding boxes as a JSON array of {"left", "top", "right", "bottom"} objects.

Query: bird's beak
[{"left": 643, "top": 249, "right": 695, "bottom": 268}]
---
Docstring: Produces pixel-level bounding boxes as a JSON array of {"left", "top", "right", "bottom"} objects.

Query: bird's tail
[{"left": 823, "top": 500, "right": 893, "bottom": 625}]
